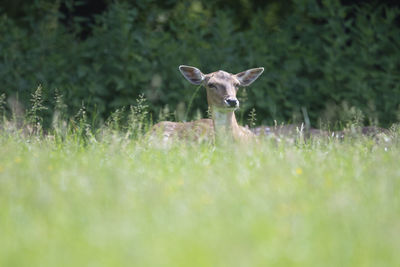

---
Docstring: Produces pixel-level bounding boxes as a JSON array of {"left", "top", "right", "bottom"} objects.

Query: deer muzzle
[{"left": 224, "top": 98, "right": 239, "bottom": 108}]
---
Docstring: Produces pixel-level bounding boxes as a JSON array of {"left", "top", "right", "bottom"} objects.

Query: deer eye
[{"left": 208, "top": 83, "right": 217, "bottom": 89}]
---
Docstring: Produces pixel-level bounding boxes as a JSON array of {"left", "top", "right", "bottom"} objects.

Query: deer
[{"left": 150, "top": 65, "right": 264, "bottom": 143}]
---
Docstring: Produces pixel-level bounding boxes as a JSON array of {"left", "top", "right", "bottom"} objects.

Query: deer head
[{"left": 179, "top": 65, "right": 264, "bottom": 112}]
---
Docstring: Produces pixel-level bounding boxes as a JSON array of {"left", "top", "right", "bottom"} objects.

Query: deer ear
[
  {"left": 235, "top": 67, "right": 264, "bottom": 86},
  {"left": 179, "top": 65, "right": 205, "bottom": 85}
]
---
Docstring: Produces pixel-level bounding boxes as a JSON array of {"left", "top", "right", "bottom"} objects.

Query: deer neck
[{"left": 211, "top": 108, "right": 241, "bottom": 139}]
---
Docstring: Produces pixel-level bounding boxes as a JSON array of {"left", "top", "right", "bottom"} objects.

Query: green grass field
[{"left": 1, "top": 129, "right": 399, "bottom": 267}]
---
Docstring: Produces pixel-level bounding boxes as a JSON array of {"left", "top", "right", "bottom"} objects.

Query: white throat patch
[{"left": 213, "top": 111, "right": 228, "bottom": 129}]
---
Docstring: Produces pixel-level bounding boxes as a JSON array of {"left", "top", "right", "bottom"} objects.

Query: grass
[
  {"left": 0, "top": 129, "right": 399, "bottom": 267},
  {"left": 1, "top": 88, "right": 399, "bottom": 266}
]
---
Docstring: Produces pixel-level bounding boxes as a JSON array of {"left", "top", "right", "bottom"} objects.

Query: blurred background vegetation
[{"left": 0, "top": 0, "right": 399, "bottom": 128}]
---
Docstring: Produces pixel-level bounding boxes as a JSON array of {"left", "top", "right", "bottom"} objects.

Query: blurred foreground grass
[{"left": 0, "top": 133, "right": 400, "bottom": 267}]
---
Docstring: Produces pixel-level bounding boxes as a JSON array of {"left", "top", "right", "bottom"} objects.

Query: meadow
[
  {"left": 2, "top": 1, "right": 400, "bottom": 265},
  {"left": 1, "top": 111, "right": 400, "bottom": 266}
]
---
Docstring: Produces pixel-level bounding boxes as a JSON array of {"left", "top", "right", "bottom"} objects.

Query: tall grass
[{"left": 0, "top": 90, "right": 399, "bottom": 266}]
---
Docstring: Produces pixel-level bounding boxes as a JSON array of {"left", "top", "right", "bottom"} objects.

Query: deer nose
[{"left": 225, "top": 98, "right": 239, "bottom": 108}]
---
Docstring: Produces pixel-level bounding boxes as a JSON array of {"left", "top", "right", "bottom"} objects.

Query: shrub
[{"left": 0, "top": 0, "right": 399, "bottom": 128}]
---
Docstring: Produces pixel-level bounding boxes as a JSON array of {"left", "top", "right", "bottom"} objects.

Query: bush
[{"left": 0, "top": 0, "right": 399, "bottom": 128}]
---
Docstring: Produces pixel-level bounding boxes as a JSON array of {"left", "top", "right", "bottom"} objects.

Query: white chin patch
[
  {"left": 217, "top": 107, "right": 237, "bottom": 112},
  {"left": 226, "top": 106, "right": 239, "bottom": 111}
]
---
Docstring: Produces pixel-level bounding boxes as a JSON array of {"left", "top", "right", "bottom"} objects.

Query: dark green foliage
[{"left": 0, "top": 0, "right": 399, "bottom": 128}]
